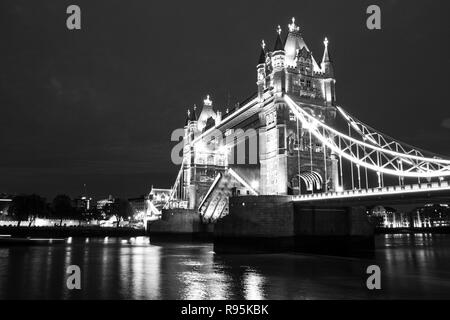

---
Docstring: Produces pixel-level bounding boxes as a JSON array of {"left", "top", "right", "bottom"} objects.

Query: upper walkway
[{"left": 291, "top": 181, "right": 450, "bottom": 206}]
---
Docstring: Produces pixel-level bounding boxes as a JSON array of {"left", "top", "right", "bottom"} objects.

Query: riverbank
[
  {"left": 0, "top": 226, "right": 147, "bottom": 238},
  {"left": 1, "top": 225, "right": 449, "bottom": 239},
  {"left": 375, "top": 226, "right": 450, "bottom": 234}
]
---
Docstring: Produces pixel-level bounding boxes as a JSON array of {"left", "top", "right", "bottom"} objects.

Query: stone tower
[
  {"left": 258, "top": 18, "right": 339, "bottom": 195},
  {"left": 182, "top": 96, "right": 227, "bottom": 209}
]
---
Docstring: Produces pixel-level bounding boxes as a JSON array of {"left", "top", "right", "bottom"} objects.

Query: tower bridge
[{"left": 150, "top": 18, "right": 450, "bottom": 254}]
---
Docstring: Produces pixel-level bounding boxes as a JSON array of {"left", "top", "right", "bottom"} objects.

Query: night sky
[{"left": 0, "top": 0, "right": 449, "bottom": 200}]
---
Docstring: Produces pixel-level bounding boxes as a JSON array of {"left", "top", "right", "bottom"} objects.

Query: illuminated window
[{"left": 265, "top": 111, "right": 276, "bottom": 127}]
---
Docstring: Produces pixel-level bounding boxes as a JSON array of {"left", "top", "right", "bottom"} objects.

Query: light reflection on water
[
  {"left": 243, "top": 269, "right": 265, "bottom": 300},
  {"left": 1, "top": 234, "right": 450, "bottom": 299}
]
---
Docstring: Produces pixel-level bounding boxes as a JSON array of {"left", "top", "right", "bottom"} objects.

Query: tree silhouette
[
  {"left": 27, "top": 194, "right": 47, "bottom": 226},
  {"left": 52, "top": 194, "right": 74, "bottom": 226},
  {"left": 9, "top": 195, "right": 28, "bottom": 226},
  {"left": 110, "top": 199, "right": 132, "bottom": 228},
  {"left": 10, "top": 194, "right": 47, "bottom": 226}
]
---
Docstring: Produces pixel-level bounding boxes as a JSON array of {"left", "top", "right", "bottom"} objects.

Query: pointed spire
[
  {"left": 203, "top": 95, "right": 212, "bottom": 106},
  {"left": 258, "top": 40, "right": 266, "bottom": 65},
  {"left": 273, "top": 25, "right": 284, "bottom": 51},
  {"left": 192, "top": 104, "right": 198, "bottom": 121},
  {"left": 288, "top": 17, "right": 300, "bottom": 32},
  {"left": 321, "top": 37, "right": 334, "bottom": 77},
  {"left": 322, "top": 37, "right": 331, "bottom": 63},
  {"left": 185, "top": 109, "right": 191, "bottom": 126},
  {"left": 197, "top": 95, "right": 216, "bottom": 132}
]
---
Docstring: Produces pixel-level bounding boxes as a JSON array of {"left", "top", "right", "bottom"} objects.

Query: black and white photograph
[{"left": 1, "top": 0, "right": 450, "bottom": 308}]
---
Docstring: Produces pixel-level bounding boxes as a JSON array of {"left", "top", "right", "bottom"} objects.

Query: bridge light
[
  {"left": 350, "top": 122, "right": 360, "bottom": 132},
  {"left": 399, "top": 158, "right": 414, "bottom": 166},
  {"left": 305, "top": 119, "right": 318, "bottom": 130}
]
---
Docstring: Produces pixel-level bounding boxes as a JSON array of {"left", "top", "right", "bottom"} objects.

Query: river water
[{"left": 1, "top": 234, "right": 450, "bottom": 299}]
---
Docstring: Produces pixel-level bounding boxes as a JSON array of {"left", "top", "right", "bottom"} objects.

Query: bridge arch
[{"left": 299, "top": 171, "right": 323, "bottom": 193}]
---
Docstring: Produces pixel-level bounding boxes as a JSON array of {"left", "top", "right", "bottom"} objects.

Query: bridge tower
[
  {"left": 182, "top": 96, "right": 227, "bottom": 209},
  {"left": 258, "top": 18, "right": 339, "bottom": 195}
]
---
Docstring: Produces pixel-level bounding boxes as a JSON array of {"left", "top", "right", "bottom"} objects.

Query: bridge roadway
[{"left": 291, "top": 181, "right": 450, "bottom": 206}]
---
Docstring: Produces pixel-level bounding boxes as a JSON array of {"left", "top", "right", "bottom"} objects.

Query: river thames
[{"left": 1, "top": 234, "right": 450, "bottom": 299}]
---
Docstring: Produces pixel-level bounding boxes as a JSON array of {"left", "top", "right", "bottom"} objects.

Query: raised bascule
[{"left": 149, "top": 18, "right": 450, "bottom": 254}]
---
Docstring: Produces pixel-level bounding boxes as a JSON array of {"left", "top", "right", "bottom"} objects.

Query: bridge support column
[
  {"left": 214, "top": 196, "right": 374, "bottom": 256},
  {"left": 292, "top": 204, "right": 374, "bottom": 256},
  {"left": 148, "top": 209, "right": 213, "bottom": 241}
]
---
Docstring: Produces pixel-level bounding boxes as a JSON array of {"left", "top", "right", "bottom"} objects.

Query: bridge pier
[
  {"left": 147, "top": 209, "right": 213, "bottom": 241},
  {"left": 214, "top": 196, "right": 374, "bottom": 256}
]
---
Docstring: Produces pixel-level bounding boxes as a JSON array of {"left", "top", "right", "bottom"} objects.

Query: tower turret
[
  {"left": 257, "top": 40, "right": 267, "bottom": 100},
  {"left": 197, "top": 95, "right": 217, "bottom": 132},
  {"left": 271, "top": 26, "right": 286, "bottom": 94},
  {"left": 184, "top": 109, "right": 190, "bottom": 127},
  {"left": 321, "top": 37, "right": 336, "bottom": 105},
  {"left": 184, "top": 108, "right": 198, "bottom": 143},
  {"left": 273, "top": 26, "right": 284, "bottom": 52},
  {"left": 284, "top": 17, "right": 322, "bottom": 72},
  {"left": 284, "top": 17, "right": 306, "bottom": 67},
  {"left": 321, "top": 37, "right": 334, "bottom": 77}
]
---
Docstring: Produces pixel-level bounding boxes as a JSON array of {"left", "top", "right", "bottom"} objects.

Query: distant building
[
  {"left": 0, "top": 194, "right": 13, "bottom": 216},
  {"left": 73, "top": 196, "right": 93, "bottom": 212},
  {"left": 413, "top": 204, "right": 450, "bottom": 228},
  {"left": 149, "top": 187, "right": 171, "bottom": 209},
  {"left": 128, "top": 190, "right": 169, "bottom": 227},
  {"left": 370, "top": 206, "right": 406, "bottom": 228},
  {"left": 370, "top": 204, "right": 450, "bottom": 229},
  {"left": 96, "top": 195, "right": 114, "bottom": 214},
  {"left": 128, "top": 195, "right": 148, "bottom": 217}
]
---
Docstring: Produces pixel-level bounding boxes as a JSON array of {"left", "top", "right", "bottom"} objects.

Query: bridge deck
[{"left": 291, "top": 181, "right": 450, "bottom": 206}]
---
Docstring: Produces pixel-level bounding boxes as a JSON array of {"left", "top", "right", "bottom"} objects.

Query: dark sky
[{"left": 1, "top": 0, "right": 449, "bottom": 200}]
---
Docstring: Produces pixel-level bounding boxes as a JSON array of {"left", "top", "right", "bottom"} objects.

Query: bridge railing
[{"left": 291, "top": 180, "right": 450, "bottom": 202}]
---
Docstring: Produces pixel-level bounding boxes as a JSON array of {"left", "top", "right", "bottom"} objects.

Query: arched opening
[{"left": 298, "top": 171, "right": 323, "bottom": 194}]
